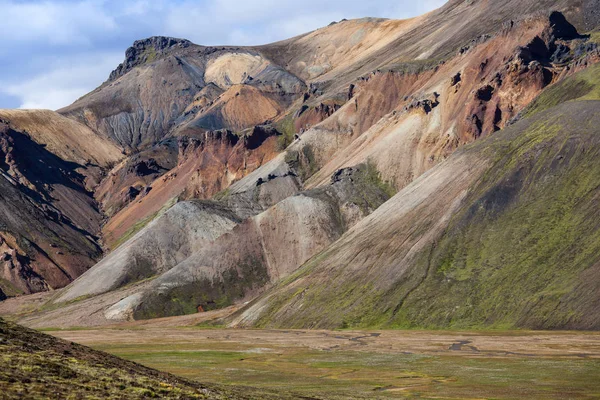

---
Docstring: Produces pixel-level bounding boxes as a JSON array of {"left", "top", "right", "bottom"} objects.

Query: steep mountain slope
[
  {"left": 94, "top": 137, "right": 179, "bottom": 218},
  {"left": 0, "top": 174, "right": 99, "bottom": 295},
  {"left": 54, "top": 0, "right": 600, "bottom": 250},
  {"left": 289, "top": 12, "right": 599, "bottom": 192},
  {"left": 0, "top": 110, "right": 122, "bottom": 170},
  {"left": 230, "top": 96, "right": 600, "bottom": 330},
  {"left": 0, "top": 112, "right": 123, "bottom": 296},
  {"left": 100, "top": 126, "right": 281, "bottom": 248},
  {"left": 56, "top": 164, "right": 393, "bottom": 317},
  {"left": 57, "top": 201, "right": 242, "bottom": 303},
  {"left": 56, "top": 36, "right": 305, "bottom": 245},
  {"left": 116, "top": 165, "right": 394, "bottom": 321},
  {"left": 259, "top": 0, "right": 592, "bottom": 105},
  {"left": 57, "top": 0, "right": 596, "bottom": 153}
]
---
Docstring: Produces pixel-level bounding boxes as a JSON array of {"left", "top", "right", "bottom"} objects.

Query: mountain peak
[{"left": 108, "top": 36, "right": 193, "bottom": 81}]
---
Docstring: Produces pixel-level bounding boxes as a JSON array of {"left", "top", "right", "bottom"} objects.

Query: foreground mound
[{"left": 0, "top": 318, "right": 305, "bottom": 399}]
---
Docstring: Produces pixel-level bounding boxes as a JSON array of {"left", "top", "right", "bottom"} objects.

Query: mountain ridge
[{"left": 1, "top": 0, "right": 600, "bottom": 332}]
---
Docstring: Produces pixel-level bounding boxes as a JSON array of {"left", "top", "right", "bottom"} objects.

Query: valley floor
[{"left": 49, "top": 325, "right": 600, "bottom": 399}]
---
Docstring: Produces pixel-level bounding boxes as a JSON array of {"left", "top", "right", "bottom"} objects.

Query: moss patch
[
  {"left": 349, "top": 161, "right": 397, "bottom": 213},
  {"left": 0, "top": 278, "right": 23, "bottom": 298},
  {"left": 0, "top": 318, "right": 288, "bottom": 400},
  {"left": 87, "top": 329, "right": 600, "bottom": 400},
  {"left": 385, "top": 112, "right": 600, "bottom": 329},
  {"left": 0, "top": 318, "right": 316, "bottom": 399},
  {"left": 588, "top": 31, "right": 600, "bottom": 45},
  {"left": 133, "top": 257, "right": 270, "bottom": 320},
  {"left": 142, "top": 46, "right": 158, "bottom": 64},
  {"left": 275, "top": 113, "right": 296, "bottom": 151}
]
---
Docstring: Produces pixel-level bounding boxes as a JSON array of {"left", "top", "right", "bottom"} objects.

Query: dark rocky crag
[{"left": 109, "top": 36, "right": 193, "bottom": 81}]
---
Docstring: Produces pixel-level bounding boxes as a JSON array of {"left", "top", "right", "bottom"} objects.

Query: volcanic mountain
[{"left": 1, "top": 0, "right": 600, "bottom": 332}]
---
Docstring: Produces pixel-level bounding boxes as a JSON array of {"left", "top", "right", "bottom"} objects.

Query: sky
[{"left": 0, "top": 0, "right": 447, "bottom": 110}]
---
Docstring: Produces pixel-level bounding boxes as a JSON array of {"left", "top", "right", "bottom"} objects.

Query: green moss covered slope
[{"left": 234, "top": 96, "right": 600, "bottom": 331}]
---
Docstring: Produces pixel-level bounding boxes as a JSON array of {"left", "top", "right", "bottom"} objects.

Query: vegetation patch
[
  {"left": 247, "top": 99, "right": 600, "bottom": 331},
  {"left": 588, "top": 30, "right": 600, "bottom": 45},
  {"left": 275, "top": 113, "right": 296, "bottom": 151},
  {"left": 1, "top": 318, "right": 311, "bottom": 399},
  {"left": 349, "top": 161, "right": 397, "bottom": 213},
  {"left": 385, "top": 104, "right": 600, "bottom": 330},
  {"left": 0, "top": 278, "right": 23, "bottom": 298},
  {"left": 133, "top": 257, "right": 270, "bottom": 320},
  {"left": 212, "top": 188, "right": 230, "bottom": 201},
  {"left": 0, "top": 319, "right": 208, "bottom": 399},
  {"left": 142, "top": 46, "right": 158, "bottom": 64},
  {"left": 285, "top": 145, "right": 319, "bottom": 182}
]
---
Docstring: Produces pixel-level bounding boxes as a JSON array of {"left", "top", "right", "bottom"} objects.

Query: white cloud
[
  {"left": 164, "top": 3, "right": 346, "bottom": 46},
  {"left": 0, "top": 1, "right": 116, "bottom": 48},
  {"left": 2, "top": 52, "right": 122, "bottom": 110},
  {"left": 118, "top": 0, "right": 156, "bottom": 17}
]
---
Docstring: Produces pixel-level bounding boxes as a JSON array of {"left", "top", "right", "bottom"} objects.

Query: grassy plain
[{"left": 50, "top": 326, "right": 600, "bottom": 399}]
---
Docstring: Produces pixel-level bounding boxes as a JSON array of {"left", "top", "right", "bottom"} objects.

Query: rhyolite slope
[{"left": 230, "top": 96, "right": 600, "bottom": 331}]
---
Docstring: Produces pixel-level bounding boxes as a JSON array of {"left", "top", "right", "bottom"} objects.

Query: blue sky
[{"left": 0, "top": 0, "right": 446, "bottom": 110}]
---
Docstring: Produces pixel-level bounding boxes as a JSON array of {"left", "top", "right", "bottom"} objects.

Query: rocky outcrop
[
  {"left": 294, "top": 102, "right": 342, "bottom": 133},
  {"left": 549, "top": 11, "right": 581, "bottom": 40},
  {"left": 0, "top": 174, "right": 101, "bottom": 294},
  {"left": 181, "top": 84, "right": 298, "bottom": 133},
  {"left": 94, "top": 138, "right": 178, "bottom": 218},
  {"left": 108, "top": 36, "right": 193, "bottom": 82},
  {"left": 242, "top": 125, "right": 280, "bottom": 150},
  {"left": 62, "top": 44, "right": 305, "bottom": 151}
]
